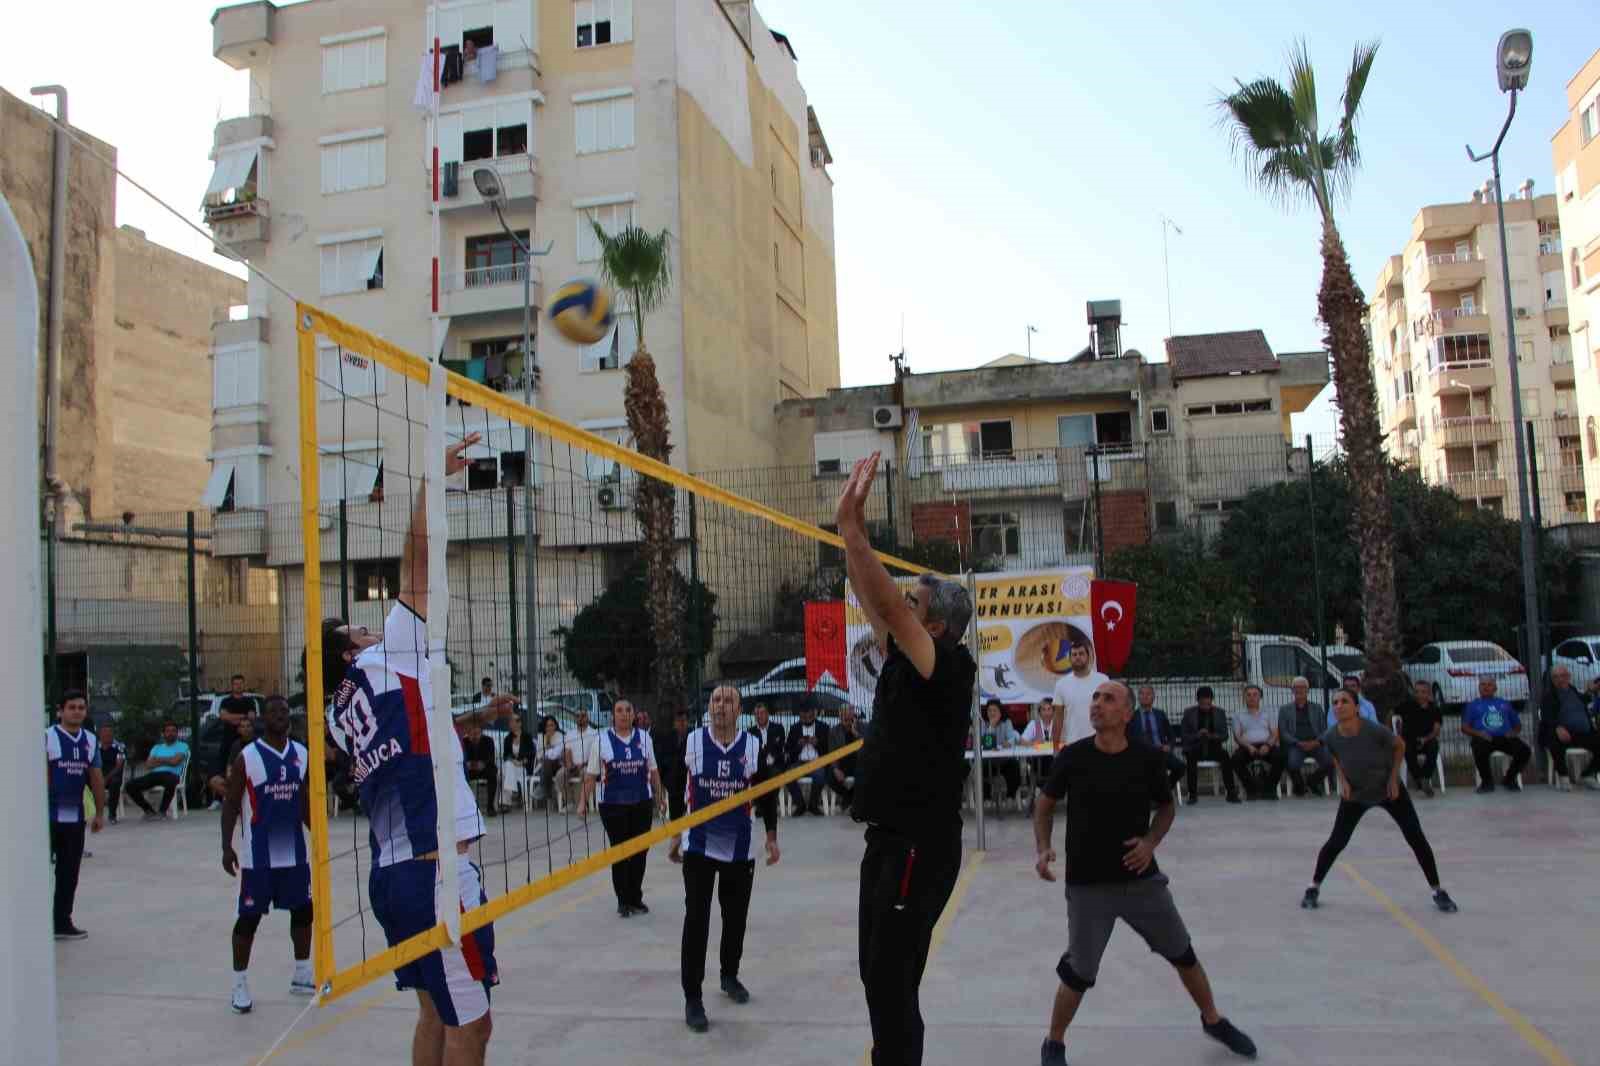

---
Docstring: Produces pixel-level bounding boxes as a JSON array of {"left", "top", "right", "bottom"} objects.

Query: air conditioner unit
[
  {"left": 596, "top": 481, "right": 629, "bottom": 511},
  {"left": 872, "top": 404, "right": 903, "bottom": 429},
  {"left": 1515, "top": 306, "right": 1530, "bottom": 319}
]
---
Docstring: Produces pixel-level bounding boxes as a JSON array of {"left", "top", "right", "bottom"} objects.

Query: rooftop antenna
[
  {"left": 1026, "top": 324, "right": 1038, "bottom": 360},
  {"left": 1160, "top": 214, "right": 1182, "bottom": 338}
]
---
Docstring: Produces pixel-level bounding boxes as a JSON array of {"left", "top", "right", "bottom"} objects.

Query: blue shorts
[
  {"left": 370, "top": 858, "right": 497, "bottom": 1027},
  {"left": 238, "top": 865, "right": 312, "bottom": 917}
]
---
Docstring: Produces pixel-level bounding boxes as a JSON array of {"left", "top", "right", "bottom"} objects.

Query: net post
[
  {"left": 296, "top": 308, "right": 336, "bottom": 990},
  {"left": 967, "top": 567, "right": 985, "bottom": 853},
  {"left": 424, "top": 360, "right": 461, "bottom": 945},
  {"left": 506, "top": 485, "right": 520, "bottom": 696}
]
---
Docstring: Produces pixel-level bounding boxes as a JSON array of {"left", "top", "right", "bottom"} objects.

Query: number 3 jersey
[
  {"left": 238, "top": 738, "right": 310, "bottom": 870},
  {"left": 328, "top": 603, "right": 484, "bottom": 867}
]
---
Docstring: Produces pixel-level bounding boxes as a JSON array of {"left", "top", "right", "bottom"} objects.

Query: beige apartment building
[
  {"left": 1368, "top": 188, "right": 1580, "bottom": 521},
  {"left": 1552, "top": 47, "right": 1600, "bottom": 520}
]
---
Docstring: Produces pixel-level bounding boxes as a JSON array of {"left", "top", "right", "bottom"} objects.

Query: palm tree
[
  {"left": 1217, "top": 41, "right": 1406, "bottom": 708},
  {"left": 591, "top": 222, "right": 686, "bottom": 710}
]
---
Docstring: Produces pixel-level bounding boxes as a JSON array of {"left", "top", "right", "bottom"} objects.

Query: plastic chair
[
  {"left": 168, "top": 753, "right": 191, "bottom": 820},
  {"left": 1550, "top": 749, "right": 1593, "bottom": 791},
  {"left": 1389, "top": 718, "right": 1445, "bottom": 796},
  {"left": 1192, "top": 761, "right": 1224, "bottom": 800},
  {"left": 1475, "top": 750, "right": 1522, "bottom": 789},
  {"left": 1279, "top": 752, "right": 1333, "bottom": 797}
]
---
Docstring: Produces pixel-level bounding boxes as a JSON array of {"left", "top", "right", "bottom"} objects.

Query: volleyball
[
  {"left": 548, "top": 278, "right": 615, "bottom": 344},
  {"left": 1042, "top": 636, "right": 1074, "bottom": 675}
]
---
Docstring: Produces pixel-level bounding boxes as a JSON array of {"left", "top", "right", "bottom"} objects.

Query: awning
[
  {"left": 205, "top": 145, "right": 258, "bottom": 200},
  {"left": 202, "top": 463, "right": 236, "bottom": 509},
  {"left": 358, "top": 241, "right": 384, "bottom": 283},
  {"left": 319, "top": 450, "right": 381, "bottom": 503}
]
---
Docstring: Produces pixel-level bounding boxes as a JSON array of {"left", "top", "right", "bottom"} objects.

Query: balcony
[
  {"left": 1389, "top": 395, "right": 1416, "bottom": 432},
  {"left": 1558, "top": 460, "right": 1586, "bottom": 493},
  {"left": 213, "top": 508, "right": 267, "bottom": 558},
  {"left": 215, "top": 114, "right": 273, "bottom": 151},
  {"left": 1375, "top": 254, "right": 1404, "bottom": 298},
  {"left": 205, "top": 198, "right": 269, "bottom": 258},
  {"left": 1429, "top": 307, "right": 1489, "bottom": 334},
  {"left": 938, "top": 450, "right": 1061, "bottom": 494},
  {"left": 1445, "top": 468, "right": 1507, "bottom": 497},
  {"left": 433, "top": 156, "right": 541, "bottom": 212},
  {"left": 211, "top": 312, "right": 267, "bottom": 348},
  {"left": 1429, "top": 360, "right": 1494, "bottom": 392},
  {"left": 1433, "top": 414, "right": 1499, "bottom": 447},
  {"left": 1546, "top": 305, "right": 1569, "bottom": 328},
  {"left": 1414, "top": 202, "right": 1483, "bottom": 241},
  {"left": 1554, "top": 409, "right": 1579, "bottom": 432},
  {"left": 1552, "top": 360, "right": 1575, "bottom": 386},
  {"left": 212, "top": 1, "right": 273, "bottom": 69},
  {"left": 439, "top": 261, "right": 543, "bottom": 319},
  {"left": 1420, "top": 251, "right": 1485, "bottom": 292}
]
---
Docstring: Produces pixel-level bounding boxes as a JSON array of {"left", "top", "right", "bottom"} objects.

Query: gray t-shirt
[{"left": 1322, "top": 718, "right": 1397, "bottom": 805}]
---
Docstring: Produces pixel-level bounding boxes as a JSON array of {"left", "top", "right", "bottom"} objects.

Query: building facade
[
  {"left": 1552, "top": 47, "right": 1600, "bottom": 520},
  {"left": 1367, "top": 189, "right": 1581, "bottom": 522}
]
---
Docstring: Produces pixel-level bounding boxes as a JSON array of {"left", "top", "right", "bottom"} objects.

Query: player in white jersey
[
  {"left": 221, "top": 696, "right": 313, "bottom": 1013},
  {"left": 670, "top": 685, "right": 780, "bottom": 1033}
]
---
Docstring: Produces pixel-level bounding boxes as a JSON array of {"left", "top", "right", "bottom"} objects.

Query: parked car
[
  {"left": 1318, "top": 644, "right": 1368, "bottom": 680},
  {"left": 1550, "top": 634, "right": 1600, "bottom": 691},
  {"left": 736, "top": 672, "right": 853, "bottom": 732},
  {"left": 751, "top": 657, "right": 845, "bottom": 690},
  {"left": 1404, "top": 641, "right": 1529, "bottom": 708}
]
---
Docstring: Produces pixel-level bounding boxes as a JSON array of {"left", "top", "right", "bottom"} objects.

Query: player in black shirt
[
  {"left": 1034, "top": 679, "right": 1257, "bottom": 1065},
  {"left": 837, "top": 453, "right": 977, "bottom": 1066}
]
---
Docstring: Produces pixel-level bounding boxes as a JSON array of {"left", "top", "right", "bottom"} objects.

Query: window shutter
[
  {"left": 575, "top": 101, "right": 596, "bottom": 154},
  {"left": 615, "top": 95, "right": 634, "bottom": 148},
  {"left": 613, "top": 0, "right": 633, "bottom": 42}
]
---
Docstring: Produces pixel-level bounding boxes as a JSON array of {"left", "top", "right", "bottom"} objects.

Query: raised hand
[
  {"left": 445, "top": 433, "right": 483, "bottom": 476},
  {"left": 833, "top": 452, "right": 881, "bottom": 532}
]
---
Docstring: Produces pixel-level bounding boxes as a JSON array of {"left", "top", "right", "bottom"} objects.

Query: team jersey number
[
  {"left": 717, "top": 759, "right": 731, "bottom": 778},
  {"left": 337, "top": 687, "right": 380, "bottom": 754}
]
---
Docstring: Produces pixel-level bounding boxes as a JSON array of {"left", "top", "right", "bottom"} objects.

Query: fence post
[
  {"left": 687, "top": 492, "right": 702, "bottom": 706},
  {"left": 338, "top": 498, "right": 350, "bottom": 620},
  {"left": 506, "top": 485, "right": 520, "bottom": 698},
  {"left": 45, "top": 509, "right": 58, "bottom": 706},
  {"left": 1089, "top": 446, "right": 1106, "bottom": 575},
  {"left": 185, "top": 512, "right": 201, "bottom": 745},
  {"left": 1304, "top": 436, "right": 1330, "bottom": 706},
  {"left": 1525, "top": 421, "right": 1544, "bottom": 530},
  {"left": 966, "top": 567, "right": 985, "bottom": 852},
  {"left": 884, "top": 459, "right": 897, "bottom": 547}
]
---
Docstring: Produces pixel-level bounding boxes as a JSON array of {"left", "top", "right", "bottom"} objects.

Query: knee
[
  {"left": 290, "top": 905, "right": 313, "bottom": 930},
  {"left": 1055, "top": 953, "right": 1095, "bottom": 993},
  {"left": 233, "top": 914, "right": 263, "bottom": 939},
  {"left": 446, "top": 1012, "right": 492, "bottom": 1051},
  {"left": 1165, "top": 945, "right": 1199, "bottom": 971}
]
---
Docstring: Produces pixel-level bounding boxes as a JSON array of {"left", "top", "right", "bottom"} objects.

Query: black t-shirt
[
  {"left": 1394, "top": 698, "right": 1442, "bottom": 741},
  {"left": 1043, "top": 738, "right": 1171, "bottom": 885},
  {"left": 217, "top": 695, "right": 256, "bottom": 765},
  {"left": 851, "top": 635, "right": 977, "bottom": 843}
]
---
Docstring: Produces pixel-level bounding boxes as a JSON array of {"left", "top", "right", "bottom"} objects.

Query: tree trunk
[
  {"left": 1318, "top": 219, "right": 1404, "bottom": 712},
  {"left": 623, "top": 347, "right": 686, "bottom": 712}
]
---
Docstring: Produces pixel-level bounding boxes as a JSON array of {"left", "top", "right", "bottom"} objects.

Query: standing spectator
[
  {"left": 978, "top": 698, "right": 1021, "bottom": 802},
  {"left": 1229, "top": 685, "right": 1282, "bottom": 800},
  {"left": 95, "top": 721, "right": 127, "bottom": 824},
  {"left": 1180, "top": 688, "right": 1239, "bottom": 804},
  {"left": 478, "top": 676, "right": 494, "bottom": 705},
  {"left": 1052, "top": 641, "right": 1109, "bottom": 748},
  {"left": 213, "top": 675, "right": 256, "bottom": 811},
  {"left": 827, "top": 704, "right": 863, "bottom": 805},
  {"left": 654, "top": 706, "right": 691, "bottom": 820},
  {"left": 46, "top": 690, "right": 106, "bottom": 939},
  {"left": 1277, "top": 678, "right": 1331, "bottom": 796},
  {"left": 460, "top": 722, "right": 499, "bottom": 816},
  {"left": 747, "top": 702, "right": 786, "bottom": 776},
  {"left": 1393, "top": 680, "right": 1443, "bottom": 796},
  {"left": 500, "top": 712, "right": 536, "bottom": 809},
  {"left": 126, "top": 720, "right": 189, "bottom": 820},
  {"left": 536, "top": 715, "right": 569, "bottom": 811},
  {"left": 1128, "top": 685, "right": 1185, "bottom": 790},
  {"left": 1543, "top": 665, "right": 1600, "bottom": 788},
  {"left": 784, "top": 702, "right": 831, "bottom": 815},
  {"left": 1461, "top": 676, "right": 1531, "bottom": 793},
  {"left": 634, "top": 706, "right": 653, "bottom": 734},
  {"left": 581, "top": 699, "right": 666, "bottom": 916},
  {"left": 1327, "top": 675, "right": 1378, "bottom": 728},
  {"left": 208, "top": 714, "right": 257, "bottom": 805}
]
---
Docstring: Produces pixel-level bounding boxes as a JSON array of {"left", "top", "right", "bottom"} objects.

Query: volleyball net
[{"left": 295, "top": 302, "right": 934, "bottom": 1004}]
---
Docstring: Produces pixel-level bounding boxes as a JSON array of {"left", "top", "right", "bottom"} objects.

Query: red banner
[
  {"left": 804, "top": 600, "right": 848, "bottom": 690},
  {"left": 1090, "top": 580, "right": 1137, "bottom": 675}
]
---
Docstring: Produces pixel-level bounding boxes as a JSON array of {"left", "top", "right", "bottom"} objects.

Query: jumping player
[
  {"left": 326, "top": 434, "right": 515, "bottom": 1066},
  {"left": 220, "top": 696, "right": 314, "bottom": 1012}
]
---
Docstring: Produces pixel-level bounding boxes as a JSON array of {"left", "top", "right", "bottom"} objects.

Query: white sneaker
[
  {"left": 289, "top": 975, "right": 316, "bottom": 997},
  {"left": 230, "top": 981, "right": 253, "bottom": 1014},
  {"left": 208, "top": 800, "right": 223, "bottom": 812}
]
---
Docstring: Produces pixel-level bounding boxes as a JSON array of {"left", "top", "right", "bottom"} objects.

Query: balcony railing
[
  {"left": 441, "top": 261, "right": 535, "bottom": 292},
  {"left": 204, "top": 196, "right": 267, "bottom": 224},
  {"left": 1427, "top": 251, "right": 1480, "bottom": 265},
  {"left": 1446, "top": 468, "right": 1502, "bottom": 485}
]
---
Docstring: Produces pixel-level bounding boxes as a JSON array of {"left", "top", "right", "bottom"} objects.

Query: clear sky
[{"left": 4, "top": 1, "right": 1595, "bottom": 441}]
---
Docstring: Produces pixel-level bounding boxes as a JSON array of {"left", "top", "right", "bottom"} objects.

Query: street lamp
[
  {"left": 472, "top": 164, "right": 552, "bottom": 706},
  {"left": 1465, "top": 29, "right": 1543, "bottom": 714}
]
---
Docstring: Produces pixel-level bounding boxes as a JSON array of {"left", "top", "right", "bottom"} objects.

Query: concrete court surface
[{"left": 55, "top": 785, "right": 1599, "bottom": 1066}]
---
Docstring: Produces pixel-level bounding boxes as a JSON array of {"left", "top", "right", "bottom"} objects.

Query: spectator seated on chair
[
  {"left": 1128, "top": 684, "right": 1186, "bottom": 790},
  {"left": 501, "top": 710, "right": 536, "bottom": 809},
  {"left": 1229, "top": 684, "right": 1283, "bottom": 800},
  {"left": 1393, "top": 680, "right": 1444, "bottom": 797},
  {"left": 1542, "top": 666, "right": 1600, "bottom": 790},
  {"left": 1461, "top": 676, "right": 1531, "bottom": 794},
  {"left": 1181, "top": 687, "right": 1239, "bottom": 804},
  {"left": 207, "top": 714, "right": 256, "bottom": 805},
  {"left": 460, "top": 721, "right": 499, "bottom": 817},
  {"left": 126, "top": 720, "right": 188, "bottom": 820},
  {"left": 827, "top": 704, "right": 864, "bottom": 806},
  {"left": 785, "top": 703, "right": 831, "bottom": 815},
  {"left": 536, "top": 716, "right": 570, "bottom": 810},
  {"left": 977, "top": 698, "right": 1021, "bottom": 802},
  {"left": 95, "top": 722, "right": 127, "bottom": 823},
  {"left": 1276, "top": 677, "right": 1331, "bottom": 796},
  {"left": 1327, "top": 675, "right": 1379, "bottom": 728}
]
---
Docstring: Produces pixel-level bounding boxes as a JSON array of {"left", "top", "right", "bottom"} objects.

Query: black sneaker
[
  {"left": 1040, "top": 1038, "right": 1068, "bottom": 1066},
  {"left": 1475, "top": 783, "right": 1494, "bottom": 794},
  {"left": 617, "top": 904, "right": 633, "bottom": 918},
  {"left": 1502, "top": 778, "right": 1522, "bottom": 792},
  {"left": 1202, "top": 1017, "right": 1258, "bottom": 1058},
  {"left": 1433, "top": 889, "right": 1458, "bottom": 913},
  {"left": 1300, "top": 886, "right": 1319, "bottom": 910},
  {"left": 720, "top": 976, "right": 750, "bottom": 1004},
  {"left": 1419, "top": 782, "right": 1434, "bottom": 798},
  {"left": 1226, "top": 793, "right": 1243, "bottom": 805},
  {"left": 54, "top": 924, "right": 88, "bottom": 941},
  {"left": 631, "top": 901, "right": 649, "bottom": 915},
  {"left": 685, "top": 999, "right": 709, "bottom": 1033}
]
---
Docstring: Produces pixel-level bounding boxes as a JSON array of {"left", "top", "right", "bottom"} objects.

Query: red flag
[
  {"left": 804, "top": 601, "right": 848, "bottom": 690},
  {"left": 1090, "top": 580, "right": 1137, "bottom": 674}
]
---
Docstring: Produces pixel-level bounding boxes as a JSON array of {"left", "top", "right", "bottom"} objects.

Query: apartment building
[
  {"left": 1552, "top": 47, "right": 1600, "bottom": 520},
  {"left": 1368, "top": 188, "right": 1580, "bottom": 521}
]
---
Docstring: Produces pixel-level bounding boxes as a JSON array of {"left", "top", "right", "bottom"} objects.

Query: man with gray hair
[
  {"left": 1278, "top": 677, "right": 1331, "bottom": 796},
  {"left": 837, "top": 453, "right": 977, "bottom": 1066}
]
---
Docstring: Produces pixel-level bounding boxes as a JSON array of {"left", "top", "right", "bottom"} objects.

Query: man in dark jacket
[
  {"left": 747, "top": 702, "right": 786, "bottom": 774},
  {"left": 653, "top": 706, "right": 691, "bottom": 819},
  {"left": 785, "top": 702, "right": 831, "bottom": 815},
  {"left": 1128, "top": 684, "right": 1185, "bottom": 788},
  {"left": 1543, "top": 666, "right": 1600, "bottom": 788},
  {"left": 1392, "top": 680, "right": 1443, "bottom": 796},
  {"left": 1180, "top": 687, "right": 1239, "bottom": 804}
]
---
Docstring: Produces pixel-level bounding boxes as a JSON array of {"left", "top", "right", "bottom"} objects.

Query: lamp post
[
  {"left": 473, "top": 166, "right": 552, "bottom": 704},
  {"left": 1465, "top": 29, "right": 1543, "bottom": 708}
]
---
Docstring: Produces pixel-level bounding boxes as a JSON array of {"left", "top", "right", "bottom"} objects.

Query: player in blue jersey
[
  {"left": 45, "top": 689, "right": 106, "bottom": 940},
  {"left": 221, "top": 696, "right": 314, "bottom": 1013},
  {"left": 579, "top": 698, "right": 667, "bottom": 916},
  {"left": 670, "top": 684, "right": 781, "bottom": 1033},
  {"left": 324, "top": 434, "right": 515, "bottom": 1066}
]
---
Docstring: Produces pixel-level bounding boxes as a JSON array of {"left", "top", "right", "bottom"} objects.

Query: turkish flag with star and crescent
[
  {"left": 1090, "top": 580, "right": 1137, "bottom": 675},
  {"left": 804, "top": 600, "right": 848, "bottom": 691}
]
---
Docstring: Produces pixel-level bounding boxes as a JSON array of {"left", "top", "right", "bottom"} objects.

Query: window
[
  {"left": 965, "top": 420, "right": 1013, "bottom": 460},
  {"left": 441, "top": 99, "right": 535, "bottom": 165},
  {"left": 317, "top": 341, "right": 387, "bottom": 400},
  {"left": 576, "top": 200, "right": 634, "bottom": 262},
  {"left": 1058, "top": 414, "right": 1094, "bottom": 448},
  {"left": 435, "top": 2, "right": 534, "bottom": 60},
  {"left": 1260, "top": 644, "right": 1335, "bottom": 690},
  {"left": 469, "top": 335, "right": 524, "bottom": 359},
  {"left": 319, "top": 235, "right": 383, "bottom": 295},
  {"left": 972, "top": 512, "right": 1021, "bottom": 558},
  {"left": 578, "top": 421, "right": 631, "bottom": 479},
  {"left": 212, "top": 344, "right": 261, "bottom": 410},
  {"left": 1565, "top": 491, "right": 1586, "bottom": 516},
  {"left": 500, "top": 450, "right": 527, "bottom": 488},
  {"left": 1194, "top": 499, "right": 1243, "bottom": 513},
  {"left": 1436, "top": 333, "right": 1490, "bottom": 364},
  {"left": 580, "top": 305, "right": 638, "bottom": 371},
  {"left": 1185, "top": 401, "right": 1251, "bottom": 417},
  {"left": 1062, "top": 500, "right": 1091, "bottom": 553},
  {"left": 317, "top": 445, "right": 383, "bottom": 502},
  {"left": 466, "top": 457, "right": 499, "bottom": 492},
  {"left": 1583, "top": 101, "right": 1598, "bottom": 144},
  {"left": 1521, "top": 389, "right": 1540, "bottom": 417},
  {"left": 1154, "top": 500, "right": 1178, "bottom": 530},
  {"left": 575, "top": 0, "right": 632, "bottom": 47},
  {"left": 320, "top": 132, "right": 387, "bottom": 194},
  {"left": 353, "top": 560, "right": 400, "bottom": 603},
  {"left": 322, "top": 32, "right": 387, "bottom": 94},
  {"left": 1149, "top": 407, "right": 1170, "bottom": 435},
  {"left": 464, "top": 230, "right": 529, "bottom": 282},
  {"left": 574, "top": 91, "right": 635, "bottom": 154}
]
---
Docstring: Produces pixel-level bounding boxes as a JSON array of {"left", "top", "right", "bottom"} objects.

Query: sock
[
  {"left": 233, "top": 970, "right": 249, "bottom": 991},
  {"left": 294, "top": 959, "right": 313, "bottom": 982}
]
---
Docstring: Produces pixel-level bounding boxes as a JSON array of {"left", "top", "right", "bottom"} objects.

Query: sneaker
[
  {"left": 1225, "top": 793, "right": 1242, "bottom": 805},
  {"left": 1583, "top": 777, "right": 1600, "bottom": 792},
  {"left": 617, "top": 904, "right": 633, "bottom": 918},
  {"left": 1433, "top": 889, "right": 1458, "bottom": 913},
  {"left": 1202, "top": 1017, "right": 1257, "bottom": 1058},
  {"left": 1502, "top": 778, "right": 1522, "bottom": 792},
  {"left": 1474, "top": 784, "right": 1494, "bottom": 794},
  {"left": 231, "top": 982, "right": 253, "bottom": 1014},
  {"left": 685, "top": 999, "right": 709, "bottom": 1033},
  {"left": 1419, "top": 782, "right": 1434, "bottom": 798},
  {"left": 142, "top": 811, "right": 163, "bottom": 821},
  {"left": 720, "top": 976, "right": 750, "bottom": 1004},
  {"left": 208, "top": 800, "right": 222, "bottom": 812},
  {"left": 1300, "top": 886, "right": 1320, "bottom": 910},
  {"left": 54, "top": 923, "right": 88, "bottom": 941},
  {"left": 1040, "top": 1038, "right": 1068, "bottom": 1066},
  {"left": 290, "top": 976, "right": 317, "bottom": 997},
  {"left": 631, "top": 901, "right": 649, "bottom": 915}
]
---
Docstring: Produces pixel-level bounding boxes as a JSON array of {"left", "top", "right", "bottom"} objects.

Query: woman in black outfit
[{"left": 500, "top": 711, "right": 537, "bottom": 809}]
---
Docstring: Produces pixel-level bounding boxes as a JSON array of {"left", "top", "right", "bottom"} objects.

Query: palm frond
[
  {"left": 1333, "top": 39, "right": 1380, "bottom": 168},
  {"left": 591, "top": 222, "right": 674, "bottom": 316},
  {"left": 1285, "top": 40, "right": 1323, "bottom": 174},
  {"left": 1216, "top": 77, "right": 1317, "bottom": 212}
]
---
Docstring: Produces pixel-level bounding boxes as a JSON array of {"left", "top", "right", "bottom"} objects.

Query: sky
[{"left": 5, "top": 0, "right": 1597, "bottom": 442}]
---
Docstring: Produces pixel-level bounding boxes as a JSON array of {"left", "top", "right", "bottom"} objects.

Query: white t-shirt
[
  {"left": 564, "top": 725, "right": 600, "bottom": 771},
  {"left": 1052, "top": 670, "right": 1110, "bottom": 746},
  {"left": 796, "top": 722, "right": 821, "bottom": 763},
  {"left": 540, "top": 734, "right": 566, "bottom": 764},
  {"left": 1021, "top": 715, "right": 1056, "bottom": 745},
  {"left": 1234, "top": 707, "right": 1275, "bottom": 746}
]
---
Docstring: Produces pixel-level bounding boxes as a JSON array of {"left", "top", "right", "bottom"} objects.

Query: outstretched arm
[
  {"left": 399, "top": 434, "right": 480, "bottom": 620},
  {"left": 839, "top": 454, "right": 936, "bottom": 679}
]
